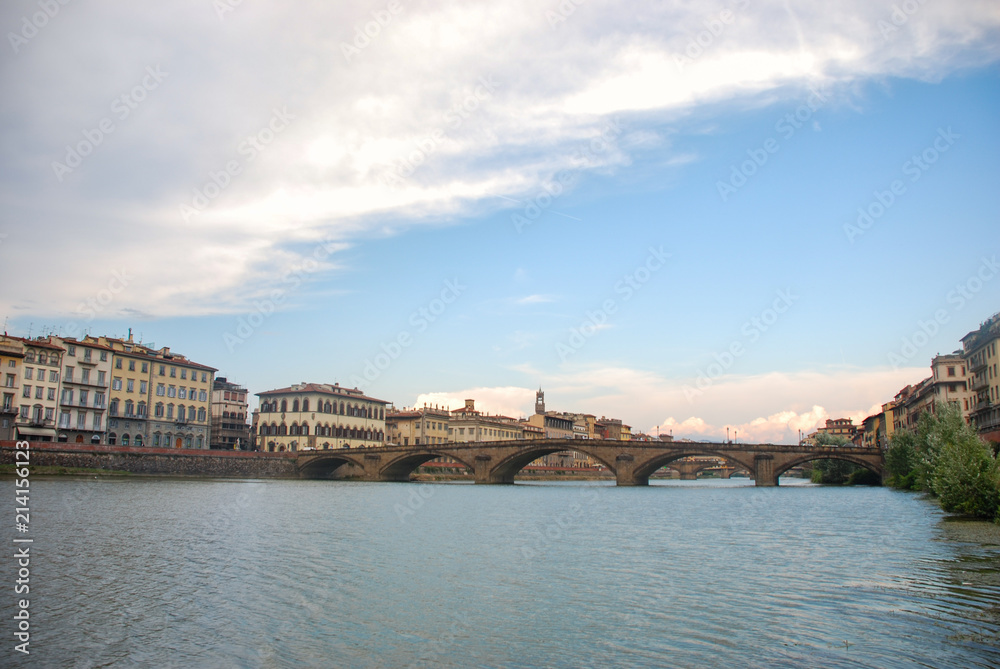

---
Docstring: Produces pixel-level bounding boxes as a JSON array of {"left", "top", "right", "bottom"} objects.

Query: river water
[{"left": 3, "top": 477, "right": 999, "bottom": 668}]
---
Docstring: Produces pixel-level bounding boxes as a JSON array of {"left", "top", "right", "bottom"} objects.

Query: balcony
[
  {"left": 63, "top": 377, "right": 109, "bottom": 388},
  {"left": 26, "top": 418, "right": 54, "bottom": 427},
  {"left": 971, "top": 375, "right": 989, "bottom": 392}
]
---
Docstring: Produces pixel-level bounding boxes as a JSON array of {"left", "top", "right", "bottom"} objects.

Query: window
[
  {"left": 19, "top": 406, "right": 28, "bottom": 419},
  {"left": 167, "top": 404, "right": 174, "bottom": 419},
  {"left": 199, "top": 390, "right": 207, "bottom": 402},
  {"left": 179, "top": 388, "right": 187, "bottom": 400},
  {"left": 178, "top": 405, "right": 186, "bottom": 421},
  {"left": 100, "top": 351, "right": 107, "bottom": 361},
  {"left": 157, "top": 384, "right": 165, "bottom": 396},
  {"left": 24, "top": 368, "right": 32, "bottom": 380},
  {"left": 109, "top": 399, "right": 119, "bottom": 416},
  {"left": 167, "top": 386, "right": 176, "bottom": 398},
  {"left": 127, "top": 379, "right": 134, "bottom": 393},
  {"left": 153, "top": 433, "right": 161, "bottom": 447},
  {"left": 65, "top": 366, "right": 74, "bottom": 381},
  {"left": 115, "top": 358, "right": 122, "bottom": 369},
  {"left": 49, "top": 370, "right": 58, "bottom": 382},
  {"left": 68, "top": 345, "right": 76, "bottom": 356},
  {"left": 108, "top": 432, "right": 117, "bottom": 445},
  {"left": 122, "top": 434, "right": 129, "bottom": 446},
  {"left": 181, "top": 369, "right": 187, "bottom": 380},
  {"left": 125, "top": 400, "right": 135, "bottom": 417},
  {"left": 80, "top": 390, "right": 89, "bottom": 406},
  {"left": 24, "top": 352, "right": 34, "bottom": 363},
  {"left": 112, "top": 378, "right": 122, "bottom": 391},
  {"left": 137, "top": 402, "right": 146, "bottom": 418},
  {"left": 47, "top": 388, "right": 55, "bottom": 401},
  {"left": 77, "top": 412, "right": 87, "bottom": 429},
  {"left": 95, "top": 392, "right": 105, "bottom": 408},
  {"left": 159, "top": 365, "right": 165, "bottom": 376},
  {"left": 83, "top": 349, "right": 91, "bottom": 362},
  {"left": 128, "top": 360, "right": 135, "bottom": 371},
  {"left": 202, "top": 373, "right": 207, "bottom": 383},
  {"left": 81, "top": 369, "right": 90, "bottom": 384},
  {"left": 35, "top": 387, "right": 43, "bottom": 399},
  {"left": 198, "top": 407, "right": 206, "bottom": 422},
  {"left": 141, "top": 362, "right": 148, "bottom": 373},
  {"left": 170, "top": 367, "right": 176, "bottom": 378},
  {"left": 948, "top": 366, "right": 956, "bottom": 377},
  {"left": 59, "top": 411, "right": 71, "bottom": 428},
  {"left": 93, "top": 413, "right": 102, "bottom": 430},
  {"left": 62, "top": 389, "right": 73, "bottom": 404},
  {"left": 155, "top": 403, "right": 164, "bottom": 417},
  {"left": 44, "top": 408, "right": 53, "bottom": 421},
  {"left": 98, "top": 371, "right": 106, "bottom": 385},
  {"left": 140, "top": 381, "right": 147, "bottom": 394},
  {"left": 4, "top": 375, "right": 13, "bottom": 388}
]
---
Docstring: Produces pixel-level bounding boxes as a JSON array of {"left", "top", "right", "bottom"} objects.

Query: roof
[{"left": 257, "top": 382, "right": 390, "bottom": 405}]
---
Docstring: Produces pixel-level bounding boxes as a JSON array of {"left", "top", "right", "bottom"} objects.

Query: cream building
[
  {"left": 9, "top": 337, "right": 64, "bottom": 441},
  {"left": 448, "top": 399, "right": 522, "bottom": 442},
  {"left": 0, "top": 337, "right": 24, "bottom": 440},
  {"left": 52, "top": 337, "right": 113, "bottom": 444},
  {"left": 256, "top": 382, "right": 389, "bottom": 451},
  {"left": 962, "top": 312, "right": 1000, "bottom": 444}
]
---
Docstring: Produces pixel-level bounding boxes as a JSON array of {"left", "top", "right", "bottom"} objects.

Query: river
[{"left": 3, "top": 476, "right": 999, "bottom": 668}]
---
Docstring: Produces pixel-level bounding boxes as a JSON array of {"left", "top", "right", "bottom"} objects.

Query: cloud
[
  {"left": 413, "top": 386, "right": 537, "bottom": 418},
  {"left": 408, "top": 363, "right": 925, "bottom": 443},
  {"left": 3, "top": 0, "right": 999, "bottom": 318},
  {"left": 515, "top": 294, "right": 557, "bottom": 305}
]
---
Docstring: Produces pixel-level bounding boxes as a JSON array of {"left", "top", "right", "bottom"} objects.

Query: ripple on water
[{"left": 2, "top": 478, "right": 998, "bottom": 668}]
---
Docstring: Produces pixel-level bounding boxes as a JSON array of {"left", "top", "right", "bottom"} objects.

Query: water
[{"left": 4, "top": 477, "right": 999, "bottom": 668}]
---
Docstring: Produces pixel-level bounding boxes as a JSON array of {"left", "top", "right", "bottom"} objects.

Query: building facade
[
  {"left": 12, "top": 337, "right": 64, "bottom": 442},
  {"left": 387, "top": 405, "right": 451, "bottom": 446},
  {"left": 54, "top": 337, "right": 112, "bottom": 444},
  {"left": 256, "top": 382, "right": 389, "bottom": 451},
  {"left": 210, "top": 377, "right": 250, "bottom": 449},
  {"left": 962, "top": 312, "right": 1000, "bottom": 444},
  {"left": 0, "top": 337, "right": 24, "bottom": 440},
  {"left": 449, "top": 399, "right": 522, "bottom": 442}
]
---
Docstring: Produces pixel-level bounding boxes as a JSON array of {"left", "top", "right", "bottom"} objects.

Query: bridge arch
[
  {"left": 489, "top": 443, "right": 617, "bottom": 483},
  {"left": 633, "top": 451, "right": 757, "bottom": 483},
  {"left": 297, "top": 452, "right": 366, "bottom": 479},
  {"left": 774, "top": 453, "right": 884, "bottom": 482},
  {"left": 379, "top": 451, "right": 476, "bottom": 482}
]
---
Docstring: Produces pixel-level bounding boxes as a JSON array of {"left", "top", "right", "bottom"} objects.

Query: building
[
  {"left": 596, "top": 417, "right": 625, "bottom": 440},
  {"left": 815, "top": 418, "right": 858, "bottom": 441},
  {"left": 449, "top": 399, "right": 522, "bottom": 442},
  {"left": 0, "top": 336, "right": 25, "bottom": 440},
  {"left": 386, "top": 404, "right": 451, "bottom": 446},
  {"left": 890, "top": 353, "right": 973, "bottom": 433},
  {"left": 7, "top": 336, "right": 65, "bottom": 442},
  {"left": 53, "top": 337, "right": 112, "bottom": 444},
  {"left": 256, "top": 382, "right": 389, "bottom": 451},
  {"left": 210, "top": 377, "right": 250, "bottom": 449},
  {"left": 861, "top": 400, "right": 898, "bottom": 451},
  {"left": 961, "top": 312, "right": 1000, "bottom": 444}
]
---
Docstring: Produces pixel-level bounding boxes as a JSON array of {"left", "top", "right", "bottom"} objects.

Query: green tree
[{"left": 886, "top": 430, "right": 919, "bottom": 489}]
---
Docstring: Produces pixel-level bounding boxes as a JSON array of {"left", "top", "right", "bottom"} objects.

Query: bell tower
[{"left": 535, "top": 388, "right": 545, "bottom": 415}]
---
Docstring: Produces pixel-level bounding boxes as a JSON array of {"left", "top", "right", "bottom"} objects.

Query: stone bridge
[{"left": 295, "top": 438, "right": 884, "bottom": 486}]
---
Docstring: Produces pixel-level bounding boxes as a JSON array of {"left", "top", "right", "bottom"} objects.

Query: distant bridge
[{"left": 295, "top": 438, "right": 884, "bottom": 486}]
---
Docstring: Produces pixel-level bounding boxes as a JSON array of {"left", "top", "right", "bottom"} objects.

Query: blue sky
[{"left": 2, "top": 1, "right": 999, "bottom": 442}]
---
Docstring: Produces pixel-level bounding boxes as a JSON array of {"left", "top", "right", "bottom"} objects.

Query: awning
[{"left": 15, "top": 427, "right": 57, "bottom": 437}]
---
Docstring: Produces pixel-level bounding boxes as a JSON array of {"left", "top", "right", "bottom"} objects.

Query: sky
[{"left": 2, "top": 0, "right": 999, "bottom": 444}]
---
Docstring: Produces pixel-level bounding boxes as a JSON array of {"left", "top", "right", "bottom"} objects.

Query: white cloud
[{"left": 3, "top": 0, "right": 999, "bottom": 317}]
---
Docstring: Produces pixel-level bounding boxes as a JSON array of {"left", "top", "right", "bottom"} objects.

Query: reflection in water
[{"left": 3, "top": 478, "right": 999, "bottom": 668}]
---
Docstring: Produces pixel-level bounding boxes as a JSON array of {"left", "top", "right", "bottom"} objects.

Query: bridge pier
[
  {"left": 614, "top": 454, "right": 648, "bottom": 486},
  {"left": 753, "top": 454, "right": 777, "bottom": 487}
]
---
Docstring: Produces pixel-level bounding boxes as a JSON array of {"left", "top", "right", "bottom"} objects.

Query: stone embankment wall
[{"left": 0, "top": 441, "right": 298, "bottom": 478}]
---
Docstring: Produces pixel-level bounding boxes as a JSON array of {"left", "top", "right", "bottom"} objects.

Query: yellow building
[
  {"left": 83, "top": 334, "right": 216, "bottom": 449},
  {"left": 387, "top": 405, "right": 451, "bottom": 446},
  {"left": 256, "top": 382, "right": 389, "bottom": 451}
]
